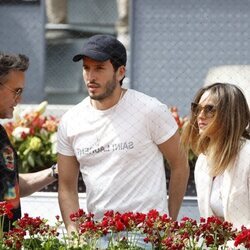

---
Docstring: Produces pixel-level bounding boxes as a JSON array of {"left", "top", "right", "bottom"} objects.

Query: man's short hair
[{"left": 0, "top": 52, "right": 29, "bottom": 81}]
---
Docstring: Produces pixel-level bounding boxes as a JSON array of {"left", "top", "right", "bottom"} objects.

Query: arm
[
  {"left": 158, "top": 130, "right": 189, "bottom": 220},
  {"left": 58, "top": 153, "right": 80, "bottom": 235},
  {"left": 19, "top": 167, "right": 57, "bottom": 197}
]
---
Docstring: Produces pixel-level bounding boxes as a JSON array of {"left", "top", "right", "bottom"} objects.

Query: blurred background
[
  {"left": 0, "top": 0, "right": 249, "bottom": 116},
  {"left": 1, "top": 0, "right": 250, "bottom": 223}
]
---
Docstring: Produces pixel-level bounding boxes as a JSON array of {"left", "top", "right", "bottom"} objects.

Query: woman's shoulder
[
  {"left": 235, "top": 139, "right": 250, "bottom": 175},
  {"left": 194, "top": 154, "right": 211, "bottom": 182},
  {"left": 240, "top": 139, "right": 250, "bottom": 154},
  {"left": 195, "top": 154, "right": 208, "bottom": 169},
  {"left": 237, "top": 139, "right": 250, "bottom": 167}
]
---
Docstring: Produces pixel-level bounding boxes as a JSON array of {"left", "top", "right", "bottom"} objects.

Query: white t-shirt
[{"left": 57, "top": 89, "right": 178, "bottom": 219}]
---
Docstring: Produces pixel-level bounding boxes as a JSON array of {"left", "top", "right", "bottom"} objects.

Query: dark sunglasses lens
[
  {"left": 191, "top": 103, "right": 216, "bottom": 117},
  {"left": 204, "top": 105, "right": 214, "bottom": 113},
  {"left": 204, "top": 105, "right": 216, "bottom": 117},
  {"left": 191, "top": 103, "right": 198, "bottom": 113}
]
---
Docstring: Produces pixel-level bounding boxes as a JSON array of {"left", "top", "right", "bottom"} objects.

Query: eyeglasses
[
  {"left": 191, "top": 102, "right": 216, "bottom": 118},
  {"left": 0, "top": 83, "right": 23, "bottom": 99}
]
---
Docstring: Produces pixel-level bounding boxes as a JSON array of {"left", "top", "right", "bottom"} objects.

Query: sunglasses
[
  {"left": 191, "top": 102, "right": 216, "bottom": 118},
  {"left": 0, "top": 83, "right": 23, "bottom": 99}
]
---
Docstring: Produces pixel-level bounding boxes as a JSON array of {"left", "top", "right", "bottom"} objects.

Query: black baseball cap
[{"left": 72, "top": 34, "right": 127, "bottom": 66}]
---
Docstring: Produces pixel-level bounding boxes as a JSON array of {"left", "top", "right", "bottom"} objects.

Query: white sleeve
[
  {"left": 56, "top": 116, "right": 75, "bottom": 156},
  {"left": 147, "top": 102, "right": 178, "bottom": 145}
]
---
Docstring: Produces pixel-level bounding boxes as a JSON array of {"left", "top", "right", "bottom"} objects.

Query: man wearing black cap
[{"left": 57, "top": 35, "right": 189, "bottom": 236}]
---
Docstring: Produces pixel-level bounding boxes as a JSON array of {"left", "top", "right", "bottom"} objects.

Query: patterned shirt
[{"left": 0, "top": 124, "right": 21, "bottom": 231}]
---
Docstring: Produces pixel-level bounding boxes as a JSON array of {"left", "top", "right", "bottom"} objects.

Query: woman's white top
[
  {"left": 195, "top": 139, "right": 250, "bottom": 229},
  {"left": 210, "top": 174, "right": 224, "bottom": 218}
]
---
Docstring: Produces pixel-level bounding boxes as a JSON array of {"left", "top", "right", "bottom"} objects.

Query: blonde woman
[{"left": 181, "top": 83, "right": 250, "bottom": 228}]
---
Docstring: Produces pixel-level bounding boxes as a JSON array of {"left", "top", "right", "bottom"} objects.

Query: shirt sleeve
[
  {"left": 56, "top": 116, "right": 75, "bottom": 156},
  {"left": 147, "top": 102, "right": 178, "bottom": 145}
]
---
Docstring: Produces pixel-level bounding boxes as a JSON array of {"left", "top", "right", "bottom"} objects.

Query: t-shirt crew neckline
[{"left": 87, "top": 89, "right": 128, "bottom": 115}]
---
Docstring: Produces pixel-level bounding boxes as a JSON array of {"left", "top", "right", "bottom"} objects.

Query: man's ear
[{"left": 117, "top": 65, "right": 126, "bottom": 81}]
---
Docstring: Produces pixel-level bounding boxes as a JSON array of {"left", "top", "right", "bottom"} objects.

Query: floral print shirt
[{"left": 0, "top": 124, "right": 21, "bottom": 231}]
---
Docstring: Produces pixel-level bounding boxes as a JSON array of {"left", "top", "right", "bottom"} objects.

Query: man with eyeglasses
[
  {"left": 0, "top": 52, "right": 58, "bottom": 231},
  {"left": 0, "top": 83, "right": 23, "bottom": 100}
]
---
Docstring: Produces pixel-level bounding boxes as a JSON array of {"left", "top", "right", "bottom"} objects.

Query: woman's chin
[{"left": 198, "top": 127, "right": 205, "bottom": 134}]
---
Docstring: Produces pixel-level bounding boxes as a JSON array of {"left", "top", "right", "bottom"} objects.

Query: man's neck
[{"left": 90, "top": 88, "right": 125, "bottom": 110}]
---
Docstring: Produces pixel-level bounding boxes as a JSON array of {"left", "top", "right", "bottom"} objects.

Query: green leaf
[
  {"left": 27, "top": 153, "right": 35, "bottom": 167},
  {"left": 36, "top": 155, "right": 44, "bottom": 167}
]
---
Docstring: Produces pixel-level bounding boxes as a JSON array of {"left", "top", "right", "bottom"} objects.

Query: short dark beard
[{"left": 90, "top": 75, "right": 117, "bottom": 101}]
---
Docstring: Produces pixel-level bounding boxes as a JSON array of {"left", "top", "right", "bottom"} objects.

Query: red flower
[
  {"left": 0, "top": 201, "right": 13, "bottom": 219},
  {"left": 115, "top": 219, "right": 125, "bottom": 231},
  {"left": 234, "top": 226, "right": 250, "bottom": 248},
  {"left": 3, "top": 228, "right": 26, "bottom": 249},
  {"left": 198, "top": 216, "right": 237, "bottom": 248}
]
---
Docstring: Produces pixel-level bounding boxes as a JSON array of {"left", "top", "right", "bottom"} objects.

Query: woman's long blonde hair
[{"left": 181, "top": 83, "right": 250, "bottom": 176}]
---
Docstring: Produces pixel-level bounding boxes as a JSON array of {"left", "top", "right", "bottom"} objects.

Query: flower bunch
[
  {"left": 198, "top": 217, "right": 237, "bottom": 249},
  {"left": 66, "top": 209, "right": 247, "bottom": 250},
  {"left": 0, "top": 201, "right": 13, "bottom": 240},
  {"left": 69, "top": 209, "right": 146, "bottom": 249},
  {"left": 234, "top": 226, "right": 250, "bottom": 249},
  {"left": 4, "top": 101, "right": 59, "bottom": 173},
  {"left": 3, "top": 213, "right": 63, "bottom": 250},
  {"left": 0, "top": 204, "right": 249, "bottom": 250}
]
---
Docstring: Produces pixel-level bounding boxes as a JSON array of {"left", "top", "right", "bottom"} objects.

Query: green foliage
[{"left": 4, "top": 102, "right": 59, "bottom": 173}]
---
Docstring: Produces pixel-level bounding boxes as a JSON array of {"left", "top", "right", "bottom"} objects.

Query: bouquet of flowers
[
  {"left": 1, "top": 202, "right": 250, "bottom": 250},
  {"left": 4, "top": 101, "right": 59, "bottom": 173}
]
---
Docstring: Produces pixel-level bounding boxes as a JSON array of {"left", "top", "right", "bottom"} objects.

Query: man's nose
[{"left": 86, "top": 69, "right": 96, "bottom": 83}]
